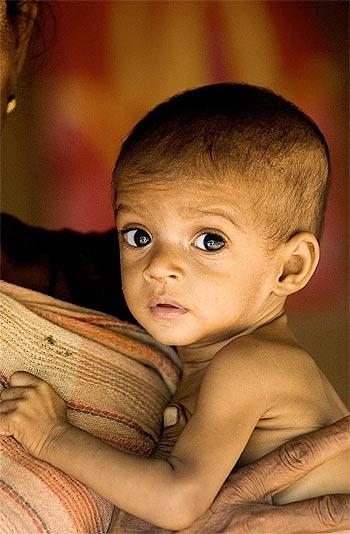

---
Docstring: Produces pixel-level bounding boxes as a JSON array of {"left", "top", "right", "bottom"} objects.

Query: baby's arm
[{"left": 0, "top": 354, "right": 265, "bottom": 530}]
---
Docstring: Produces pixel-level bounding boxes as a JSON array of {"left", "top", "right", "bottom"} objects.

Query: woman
[{"left": 1, "top": 1, "right": 349, "bottom": 532}]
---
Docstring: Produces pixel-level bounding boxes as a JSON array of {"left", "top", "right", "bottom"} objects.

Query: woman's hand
[
  {"left": 111, "top": 412, "right": 350, "bottom": 533},
  {"left": 183, "top": 415, "right": 350, "bottom": 533},
  {"left": 0, "top": 371, "right": 70, "bottom": 461}
]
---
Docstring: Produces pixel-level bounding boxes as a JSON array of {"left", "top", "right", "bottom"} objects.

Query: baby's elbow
[
  {"left": 156, "top": 508, "right": 197, "bottom": 530},
  {"left": 156, "top": 486, "right": 205, "bottom": 530},
  {"left": 161, "top": 508, "right": 197, "bottom": 531}
]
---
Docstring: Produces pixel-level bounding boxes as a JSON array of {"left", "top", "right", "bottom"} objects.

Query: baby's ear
[{"left": 273, "top": 232, "right": 320, "bottom": 297}]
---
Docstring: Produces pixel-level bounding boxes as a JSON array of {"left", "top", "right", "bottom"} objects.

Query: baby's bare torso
[{"left": 172, "top": 315, "right": 349, "bottom": 504}]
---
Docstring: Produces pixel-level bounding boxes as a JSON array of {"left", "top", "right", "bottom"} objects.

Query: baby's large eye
[
  {"left": 194, "top": 233, "right": 226, "bottom": 252},
  {"left": 122, "top": 228, "right": 151, "bottom": 247}
]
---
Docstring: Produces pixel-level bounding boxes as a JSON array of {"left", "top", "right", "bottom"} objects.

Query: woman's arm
[{"left": 0, "top": 213, "right": 133, "bottom": 321}]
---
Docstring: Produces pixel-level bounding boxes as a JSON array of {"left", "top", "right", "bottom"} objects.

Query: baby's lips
[{"left": 148, "top": 295, "right": 186, "bottom": 310}]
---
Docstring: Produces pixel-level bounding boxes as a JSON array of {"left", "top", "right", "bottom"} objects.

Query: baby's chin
[
  {"left": 136, "top": 320, "right": 198, "bottom": 348},
  {"left": 131, "top": 307, "right": 223, "bottom": 348},
  {"left": 145, "top": 330, "right": 192, "bottom": 347}
]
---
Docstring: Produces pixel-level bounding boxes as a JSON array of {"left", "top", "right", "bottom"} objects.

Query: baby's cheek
[
  {"left": 122, "top": 277, "right": 141, "bottom": 310},
  {"left": 121, "top": 276, "right": 133, "bottom": 299},
  {"left": 120, "top": 256, "right": 135, "bottom": 283}
]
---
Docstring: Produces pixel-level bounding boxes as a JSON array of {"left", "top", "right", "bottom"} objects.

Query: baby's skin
[
  {"left": 0, "top": 178, "right": 349, "bottom": 529},
  {"left": 169, "top": 314, "right": 349, "bottom": 506}
]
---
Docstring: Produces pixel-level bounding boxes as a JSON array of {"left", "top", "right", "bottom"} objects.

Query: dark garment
[{"left": 0, "top": 213, "right": 135, "bottom": 323}]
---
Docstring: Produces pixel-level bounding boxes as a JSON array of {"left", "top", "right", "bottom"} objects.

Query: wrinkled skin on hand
[
  {"left": 111, "top": 409, "right": 350, "bottom": 533},
  {"left": 0, "top": 371, "right": 69, "bottom": 461}
]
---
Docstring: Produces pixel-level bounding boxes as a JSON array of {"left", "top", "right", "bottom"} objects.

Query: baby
[{"left": 0, "top": 83, "right": 348, "bottom": 530}]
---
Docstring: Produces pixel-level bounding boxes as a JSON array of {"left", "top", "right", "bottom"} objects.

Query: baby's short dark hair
[{"left": 113, "top": 83, "right": 330, "bottom": 245}]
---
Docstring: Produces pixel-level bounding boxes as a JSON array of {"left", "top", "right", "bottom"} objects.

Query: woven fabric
[{"left": 0, "top": 281, "right": 181, "bottom": 534}]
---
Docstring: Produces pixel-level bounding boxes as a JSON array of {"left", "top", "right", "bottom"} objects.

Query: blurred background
[{"left": 1, "top": 0, "right": 348, "bottom": 405}]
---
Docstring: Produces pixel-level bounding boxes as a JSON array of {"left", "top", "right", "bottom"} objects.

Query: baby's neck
[{"left": 177, "top": 310, "right": 286, "bottom": 376}]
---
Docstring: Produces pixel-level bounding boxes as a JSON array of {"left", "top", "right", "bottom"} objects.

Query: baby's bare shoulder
[
  {"left": 214, "top": 327, "right": 310, "bottom": 376},
  {"left": 210, "top": 326, "right": 324, "bottom": 404},
  {"left": 204, "top": 322, "right": 347, "bottom": 459},
  {"left": 212, "top": 325, "right": 347, "bottom": 426}
]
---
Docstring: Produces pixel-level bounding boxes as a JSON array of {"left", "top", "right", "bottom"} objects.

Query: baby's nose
[{"left": 143, "top": 246, "right": 184, "bottom": 282}]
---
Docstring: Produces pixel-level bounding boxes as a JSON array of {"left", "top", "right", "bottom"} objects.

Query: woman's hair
[
  {"left": 6, "top": 0, "right": 55, "bottom": 60},
  {"left": 6, "top": 0, "right": 24, "bottom": 21}
]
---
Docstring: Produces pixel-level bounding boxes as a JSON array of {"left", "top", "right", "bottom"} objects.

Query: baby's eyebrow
[
  {"left": 115, "top": 203, "right": 130, "bottom": 213},
  {"left": 182, "top": 207, "right": 241, "bottom": 228},
  {"left": 115, "top": 203, "right": 142, "bottom": 216}
]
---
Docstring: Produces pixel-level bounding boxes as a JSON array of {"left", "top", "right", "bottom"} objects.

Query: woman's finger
[
  {"left": 163, "top": 403, "right": 188, "bottom": 431},
  {"left": 218, "top": 416, "right": 350, "bottom": 504},
  {"left": 0, "top": 386, "right": 28, "bottom": 401},
  {"left": 227, "top": 494, "right": 350, "bottom": 534},
  {"left": 261, "top": 416, "right": 350, "bottom": 499},
  {"left": 153, "top": 404, "right": 189, "bottom": 460},
  {"left": 189, "top": 495, "right": 350, "bottom": 534}
]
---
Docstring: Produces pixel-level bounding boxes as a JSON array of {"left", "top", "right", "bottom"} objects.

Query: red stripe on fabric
[
  {"left": 1, "top": 439, "right": 105, "bottom": 533},
  {"left": 67, "top": 401, "right": 156, "bottom": 438},
  {"left": 25, "top": 308, "right": 180, "bottom": 389},
  {"left": 0, "top": 480, "right": 48, "bottom": 533},
  {"left": 28, "top": 304, "right": 140, "bottom": 331},
  {"left": 98, "top": 433, "right": 154, "bottom": 456}
]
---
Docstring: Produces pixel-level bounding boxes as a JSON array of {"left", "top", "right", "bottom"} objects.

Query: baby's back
[{"left": 236, "top": 317, "right": 349, "bottom": 503}]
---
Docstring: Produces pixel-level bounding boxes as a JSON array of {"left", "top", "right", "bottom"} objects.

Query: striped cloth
[{"left": 0, "top": 281, "right": 181, "bottom": 533}]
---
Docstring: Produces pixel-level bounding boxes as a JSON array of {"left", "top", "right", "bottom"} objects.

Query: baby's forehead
[
  {"left": 117, "top": 176, "right": 239, "bottom": 212},
  {"left": 117, "top": 170, "right": 239, "bottom": 194},
  {"left": 116, "top": 173, "right": 253, "bottom": 223}
]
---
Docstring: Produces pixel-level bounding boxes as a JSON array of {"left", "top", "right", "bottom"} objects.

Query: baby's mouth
[{"left": 148, "top": 297, "right": 187, "bottom": 318}]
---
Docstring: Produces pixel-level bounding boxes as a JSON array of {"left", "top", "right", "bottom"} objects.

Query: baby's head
[
  {"left": 113, "top": 84, "right": 330, "bottom": 346},
  {"left": 113, "top": 83, "right": 329, "bottom": 248}
]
